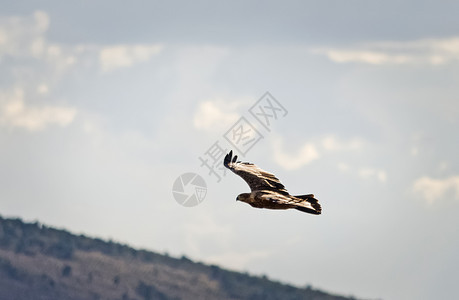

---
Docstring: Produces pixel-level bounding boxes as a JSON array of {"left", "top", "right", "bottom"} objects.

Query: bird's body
[
  {"left": 237, "top": 191, "right": 299, "bottom": 209},
  {"left": 223, "top": 151, "right": 321, "bottom": 215}
]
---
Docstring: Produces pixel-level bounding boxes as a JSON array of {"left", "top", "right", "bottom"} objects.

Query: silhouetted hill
[{"left": 0, "top": 215, "right": 358, "bottom": 300}]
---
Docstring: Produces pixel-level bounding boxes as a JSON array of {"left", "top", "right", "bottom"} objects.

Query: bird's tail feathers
[{"left": 293, "top": 194, "right": 322, "bottom": 215}]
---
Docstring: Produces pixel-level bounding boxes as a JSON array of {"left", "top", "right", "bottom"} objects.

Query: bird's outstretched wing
[{"left": 223, "top": 150, "right": 289, "bottom": 194}]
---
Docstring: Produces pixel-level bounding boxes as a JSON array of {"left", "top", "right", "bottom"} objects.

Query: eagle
[{"left": 223, "top": 150, "right": 321, "bottom": 215}]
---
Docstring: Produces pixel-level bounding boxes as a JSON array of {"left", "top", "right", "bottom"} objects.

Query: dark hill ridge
[{"left": 0, "top": 215, "right": 357, "bottom": 300}]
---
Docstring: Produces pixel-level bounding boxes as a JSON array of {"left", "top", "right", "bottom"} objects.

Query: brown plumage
[{"left": 223, "top": 150, "right": 321, "bottom": 215}]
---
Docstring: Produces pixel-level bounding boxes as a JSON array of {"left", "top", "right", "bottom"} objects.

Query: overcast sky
[{"left": 1, "top": 1, "right": 458, "bottom": 299}]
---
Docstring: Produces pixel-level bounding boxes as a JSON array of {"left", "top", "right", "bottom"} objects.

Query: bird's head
[{"left": 236, "top": 193, "right": 250, "bottom": 203}]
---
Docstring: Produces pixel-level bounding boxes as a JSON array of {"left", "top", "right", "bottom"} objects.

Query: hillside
[{"left": 0, "top": 215, "right": 357, "bottom": 300}]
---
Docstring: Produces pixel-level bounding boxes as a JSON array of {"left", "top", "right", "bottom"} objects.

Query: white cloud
[
  {"left": 438, "top": 162, "right": 449, "bottom": 172},
  {"left": 272, "top": 135, "right": 365, "bottom": 171},
  {"left": 193, "top": 99, "right": 241, "bottom": 131},
  {"left": 321, "top": 135, "right": 365, "bottom": 152},
  {"left": 0, "top": 10, "right": 49, "bottom": 59},
  {"left": 1, "top": 10, "right": 162, "bottom": 78},
  {"left": 358, "top": 168, "right": 387, "bottom": 182},
  {"left": 99, "top": 44, "right": 163, "bottom": 72},
  {"left": 336, "top": 163, "right": 387, "bottom": 183},
  {"left": 312, "top": 37, "right": 459, "bottom": 65},
  {"left": 0, "top": 10, "right": 80, "bottom": 82},
  {"left": 37, "top": 84, "right": 49, "bottom": 95},
  {"left": 337, "top": 162, "right": 350, "bottom": 172},
  {"left": 0, "top": 11, "right": 165, "bottom": 134},
  {"left": 413, "top": 176, "right": 459, "bottom": 204},
  {"left": 0, "top": 89, "right": 77, "bottom": 131},
  {"left": 272, "top": 138, "right": 320, "bottom": 170},
  {"left": 0, "top": 11, "right": 81, "bottom": 133},
  {"left": 318, "top": 49, "right": 411, "bottom": 65}
]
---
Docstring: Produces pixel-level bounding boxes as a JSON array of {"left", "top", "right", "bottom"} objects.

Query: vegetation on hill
[{"left": 0, "top": 215, "right": 357, "bottom": 300}]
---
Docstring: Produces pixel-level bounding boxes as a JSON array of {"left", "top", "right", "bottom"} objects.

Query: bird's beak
[{"left": 236, "top": 196, "right": 239, "bottom": 202}]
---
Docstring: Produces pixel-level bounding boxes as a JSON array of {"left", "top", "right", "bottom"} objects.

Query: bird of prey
[{"left": 223, "top": 150, "right": 321, "bottom": 215}]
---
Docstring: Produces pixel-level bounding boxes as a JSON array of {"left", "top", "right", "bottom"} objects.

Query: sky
[{"left": 1, "top": 1, "right": 459, "bottom": 299}]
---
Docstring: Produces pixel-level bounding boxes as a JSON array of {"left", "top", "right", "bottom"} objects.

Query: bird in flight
[{"left": 223, "top": 150, "right": 321, "bottom": 215}]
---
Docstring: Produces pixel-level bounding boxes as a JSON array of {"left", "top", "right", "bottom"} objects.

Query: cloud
[
  {"left": 0, "top": 10, "right": 49, "bottom": 59},
  {"left": 37, "top": 84, "right": 49, "bottom": 95},
  {"left": 0, "top": 89, "right": 77, "bottom": 131},
  {"left": 99, "top": 44, "right": 163, "bottom": 72},
  {"left": 317, "top": 49, "right": 412, "bottom": 65},
  {"left": 272, "top": 135, "right": 365, "bottom": 171},
  {"left": 193, "top": 99, "right": 241, "bottom": 132},
  {"left": 413, "top": 176, "right": 459, "bottom": 204},
  {"left": 0, "top": 10, "right": 81, "bottom": 85},
  {"left": 0, "top": 11, "right": 80, "bottom": 133},
  {"left": 337, "top": 162, "right": 350, "bottom": 172},
  {"left": 0, "top": 11, "right": 163, "bottom": 133},
  {"left": 273, "top": 135, "right": 386, "bottom": 183},
  {"left": 358, "top": 167, "right": 387, "bottom": 183},
  {"left": 312, "top": 37, "right": 459, "bottom": 65},
  {"left": 1, "top": 10, "right": 162, "bottom": 78},
  {"left": 321, "top": 135, "right": 365, "bottom": 152},
  {"left": 336, "top": 162, "right": 387, "bottom": 183},
  {"left": 272, "top": 138, "right": 320, "bottom": 170},
  {"left": 273, "top": 135, "right": 384, "bottom": 182}
]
